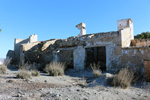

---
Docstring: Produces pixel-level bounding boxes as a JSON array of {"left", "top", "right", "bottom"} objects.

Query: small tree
[{"left": 134, "top": 32, "right": 150, "bottom": 39}]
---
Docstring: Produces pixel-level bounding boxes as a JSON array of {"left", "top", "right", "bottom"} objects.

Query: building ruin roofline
[{"left": 7, "top": 17, "right": 150, "bottom": 81}]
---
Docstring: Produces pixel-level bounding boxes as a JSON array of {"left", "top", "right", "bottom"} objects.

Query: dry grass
[
  {"left": 0, "top": 65, "right": 7, "bottom": 74},
  {"left": 45, "top": 61, "right": 65, "bottom": 76},
  {"left": 31, "top": 70, "right": 40, "bottom": 76},
  {"left": 16, "top": 70, "right": 31, "bottom": 80},
  {"left": 19, "top": 63, "right": 30, "bottom": 70},
  {"left": 0, "top": 57, "right": 11, "bottom": 74},
  {"left": 18, "top": 63, "right": 40, "bottom": 77},
  {"left": 108, "top": 67, "right": 134, "bottom": 89},
  {"left": 90, "top": 62, "right": 102, "bottom": 78}
]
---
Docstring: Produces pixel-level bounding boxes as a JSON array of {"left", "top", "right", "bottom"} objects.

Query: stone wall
[
  {"left": 73, "top": 46, "right": 85, "bottom": 71},
  {"left": 118, "top": 18, "right": 134, "bottom": 40},
  {"left": 14, "top": 38, "right": 29, "bottom": 61},
  {"left": 57, "top": 31, "right": 121, "bottom": 71},
  {"left": 131, "top": 39, "right": 150, "bottom": 47},
  {"left": 6, "top": 50, "right": 15, "bottom": 62},
  {"left": 108, "top": 46, "right": 150, "bottom": 73},
  {"left": 20, "top": 39, "right": 56, "bottom": 66},
  {"left": 12, "top": 35, "right": 38, "bottom": 64},
  {"left": 14, "top": 34, "right": 38, "bottom": 62},
  {"left": 29, "top": 34, "right": 38, "bottom": 43},
  {"left": 13, "top": 19, "right": 148, "bottom": 73},
  {"left": 121, "top": 27, "right": 132, "bottom": 47},
  {"left": 19, "top": 31, "right": 122, "bottom": 71}
]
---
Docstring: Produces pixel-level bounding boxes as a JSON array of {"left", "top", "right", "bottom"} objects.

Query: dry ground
[{"left": 0, "top": 69, "right": 150, "bottom": 100}]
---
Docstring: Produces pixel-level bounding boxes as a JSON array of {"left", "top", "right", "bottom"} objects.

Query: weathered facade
[
  {"left": 6, "top": 19, "right": 150, "bottom": 78},
  {"left": 7, "top": 34, "right": 38, "bottom": 64}
]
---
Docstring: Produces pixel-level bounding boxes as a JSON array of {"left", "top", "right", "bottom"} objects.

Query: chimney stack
[{"left": 76, "top": 23, "right": 86, "bottom": 36}]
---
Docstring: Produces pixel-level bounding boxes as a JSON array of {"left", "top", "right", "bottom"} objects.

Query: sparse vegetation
[
  {"left": 31, "top": 70, "right": 40, "bottom": 76},
  {"left": 45, "top": 61, "right": 65, "bottom": 76},
  {"left": 108, "top": 67, "right": 134, "bottom": 89},
  {"left": 19, "top": 63, "right": 30, "bottom": 70},
  {"left": 0, "top": 65, "right": 7, "bottom": 74},
  {"left": 90, "top": 62, "right": 102, "bottom": 78},
  {"left": 16, "top": 70, "right": 31, "bottom": 80},
  {"left": 0, "top": 57, "right": 11, "bottom": 74}
]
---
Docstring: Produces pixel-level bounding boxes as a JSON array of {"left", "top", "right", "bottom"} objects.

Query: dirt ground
[{"left": 0, "top": 68, "right": 150, "bottom": 100}]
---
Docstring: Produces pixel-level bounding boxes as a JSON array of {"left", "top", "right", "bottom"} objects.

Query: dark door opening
[
  {"left": 58, "top": 50, "right": 73, "bottom": 69},
  {"left": 86, "top": 46, "right": 106, "bottom": 71}
]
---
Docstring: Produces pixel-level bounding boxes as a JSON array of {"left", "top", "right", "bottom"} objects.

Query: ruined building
[{"left": 6, "top": 18, "right": 150, "bottom": 78}]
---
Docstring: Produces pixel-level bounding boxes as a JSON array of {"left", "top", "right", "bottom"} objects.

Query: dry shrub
[
  {"left": 0, "top": 65, "right": 7, "bottom": 74},
  {"left": 108, "top": 67, "right": 134, "bottom": 89},
  {"left": 90, "top": 62, "right": 102, "bottom": 78},
  {"left": 45, "top": 61, "right": 65, "bottom": 76},
  {"left": 31, "top": 70, "right": 40, "bottom": 76},
  {"left": 16, "top": 70, "right": 31, "bottom": 80},
  {"left": 19, "top": 63, "right": 30, "bottom": 70},
  {"left": 0, "top": 57, "right": 11, "bottom": 74}
]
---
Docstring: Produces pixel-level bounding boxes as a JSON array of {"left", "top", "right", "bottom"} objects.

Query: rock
[
  {"left": 77, "top": 89, "right": 80, "bottom": 91},
  {"left": 56, "top": 94, "right": 61, "bottom": 97},
  {"left": 99, "top": 73, "right": 114, "bottom": 80},
  {"left": 39, "top": 88, "right": 44, "bottom": 91},
  {"left": 83, "top": 97, "right": 88, "bottom": 100},
  {"left": 51, "top": 94, "right": 57, "bottom": 97},
  {"left": 7, "top": 80, "right": 13, "bottom": 83},
  {"left": 44, "top": 80, "right": 47, "bottom": 83},
  {"left": 17, "top": 92, "right": 23, "bottom": 97}
]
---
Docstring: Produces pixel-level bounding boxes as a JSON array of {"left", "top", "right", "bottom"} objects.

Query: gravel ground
[{"left": 0, "top": 69, "right": 149, "bottom": 100}]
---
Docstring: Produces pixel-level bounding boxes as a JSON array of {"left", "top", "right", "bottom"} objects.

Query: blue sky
[{"left": 0, "top": 0, "right": 150, "bottom": 58}]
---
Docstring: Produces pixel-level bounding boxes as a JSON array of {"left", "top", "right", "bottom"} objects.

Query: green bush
[
  {"left": 134, "top": 32, "right": 150, "bottom": 39},
  {"left": 45, "top": 61, "right": 65, "bottom": 76}
]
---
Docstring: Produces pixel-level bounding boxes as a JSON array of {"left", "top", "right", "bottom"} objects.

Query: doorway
[
  {"left": 58, "top": 50, "right": 74, "bottom": 69},
  {"left": 85, "top": 46, "right": 106, "bottom": 71}
]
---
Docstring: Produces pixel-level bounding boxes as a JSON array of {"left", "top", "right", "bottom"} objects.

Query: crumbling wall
[
  {"left": 20, "top": 31, "right": 121, "bottom": 70},
  {"left": 14, "top": 38, "right": 29, "bottom": 62},
  {"left": 6, "top": 50, "right": 15, "bottom": 63},
  {"left": 13, "top": 34, "right": 38, "bottom": 63},
  {"left": 117, "top": 18, "right": 134, "bottom": 47},
  {"left": 131, "top": 39, "right": 150, "bottom": 47},
  {"left": 73, "top": 46, "right": 85, "bottom": 71},
  {"left": 21, "top": 41, "right": 40, "bottom": 51},
  {"left": 20, "top": 39, "right": 56, "bottom": 67},
  {"left": 29, "top": 34, "right": 38, "bottom": 43},
  {"left": 109, "top": 46, "right": 150, "bottom": 73},
  {"left": 118, "top": 18, "right": 134, "bottom": 40}
]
